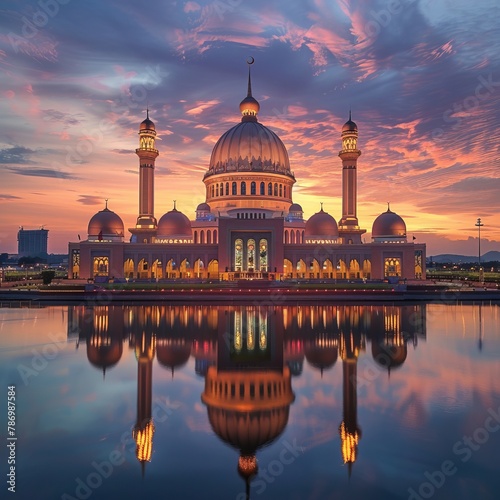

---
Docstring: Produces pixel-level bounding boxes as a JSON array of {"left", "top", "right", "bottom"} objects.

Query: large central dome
[
  {"left": 209, "top": 121, "right": 291, "bottom": 173},
  {"left": 203, "top": 61, "right": 296, "bottom": 214}
]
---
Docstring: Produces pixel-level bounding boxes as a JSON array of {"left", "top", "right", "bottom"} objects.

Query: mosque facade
[{"left": 68, "top": 65, "right": 425, "bottom": 281}]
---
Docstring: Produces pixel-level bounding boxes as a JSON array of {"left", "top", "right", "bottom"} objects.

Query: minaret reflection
[
  {"left": 201, "top": 306, "right": 295, "bottom": 498},
  {"left": 337, "top": 306, "right": 365, "bottom": 477},
  {"left": 132, "top": 327, "right": 155, "bottom": 476}
]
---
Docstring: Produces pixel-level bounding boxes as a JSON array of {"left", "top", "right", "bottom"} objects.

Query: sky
[{"left": 0, "top": 0, "right": 499, "bottom": 256}]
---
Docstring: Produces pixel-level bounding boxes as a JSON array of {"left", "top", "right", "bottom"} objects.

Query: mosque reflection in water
[{"left": 68, "top": 303, "right": 425, "bottom": 491}]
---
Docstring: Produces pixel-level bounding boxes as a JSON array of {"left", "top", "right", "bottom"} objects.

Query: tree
[{"left": 41, "top": 270, "right": 56, "bottom": 285}]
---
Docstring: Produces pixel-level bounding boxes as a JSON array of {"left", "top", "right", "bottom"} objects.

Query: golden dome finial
[{"left": 240, "top": 57, "right": 260, "bottom": 121}]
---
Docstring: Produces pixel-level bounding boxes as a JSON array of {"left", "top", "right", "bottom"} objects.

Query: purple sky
[{"left": 1, "top": 0, "right": 499, "bottom": 255}]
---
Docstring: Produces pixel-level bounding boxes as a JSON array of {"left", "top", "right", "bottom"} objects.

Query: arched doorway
[
  {"left": 138, "top": 258, "right": 149, "bottom": 279},
  {"left": 337, "top": 259, "right": 347, "bottom": 279},
  {"left": 166, "top": 258, "right": 177, "bottom": 279},
  {"left": 180, "top": 258, "right": 191, "bottom": 278},
  {"left": 194, "top": 259, "right": 204, "bottom": 278},
  {"left": 296, "top": 259, "right": 306, "bottom": 278},
  {"left": 309, "top": 259, "right": 320, "bottom": 279},
  {"left": 283, "top": 259, "right": 293, "bottom": 279},
  {"left": 152, "top": 259, "right": 163, "bottom": 279},
  {"left": 349, "top": 259, "right": 360, "bottom": 279},
  {"left": 207, "top": 259, "right": 219, "bottom": 278},
  {"left": 323, "top": 259, "right": 334, "bottom": 278},
  {"left": 363, "top": 259, "right": 371, "bottom": 279},
  {"left": 123, "top": 259, "right": 134, "bottom": 280}
]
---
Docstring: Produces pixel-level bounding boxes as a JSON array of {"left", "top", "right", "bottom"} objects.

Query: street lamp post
[{"left": 475, "top": 218, "right": 484, "bottom": 283}]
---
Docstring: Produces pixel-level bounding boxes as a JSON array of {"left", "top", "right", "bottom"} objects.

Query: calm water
[{"left": 1, "top": 302, "right": 500, "bottom": 500}]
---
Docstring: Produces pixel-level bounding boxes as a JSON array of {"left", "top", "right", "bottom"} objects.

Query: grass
[{"left": 427, "top": 270, "right": 500, "bottom": 283}]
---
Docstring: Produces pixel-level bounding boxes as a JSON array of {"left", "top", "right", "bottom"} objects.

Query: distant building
[{"left": 17, "top": 227, "right": 49, "bottom": 258}]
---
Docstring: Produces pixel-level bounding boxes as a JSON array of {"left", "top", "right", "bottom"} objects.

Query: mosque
[{"left": 68, "top": 63, "right": 425, "bottom": 281}]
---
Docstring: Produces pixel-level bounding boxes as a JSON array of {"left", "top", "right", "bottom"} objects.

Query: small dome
[
  {"left": 342, "top": 119, "right": 357, "bottom": 132},
  {"left": 157, "top": 207, "right": 192, "bottom": 237},
  {"left": 289, "top": 203, "right": 303, "bottom": 212},
  {"left": 342, "top": 111, "right": 357, "bottom": 132},
  {"left": 88, "top": 206, "right": 124, "bottom": 238},
  {"left": 87, "top": 338, "right": 123, "bottom": 371},
  {"left": 305, "top": 208, "right": 338, "bottom": 237},
  {"left": 196, "top": 203, "right": 211, "bottom": 212},
  {"left": 372, "top": 207, "right": 406, "bottom": 238},
  {"left": 140, "top": 112, "right": 155, "bottom": 131},
  {"left": 239, "top": 95, "right": 260, "bottom": 118},
  {"left": 156, "top": 339, "right": 191, "bottom": 373},
  {"left": 304, "top": 342, "right": 338, "bottom": 373},
  {"left": 371, "top": 342, "right": 407, "bottom": 371}
]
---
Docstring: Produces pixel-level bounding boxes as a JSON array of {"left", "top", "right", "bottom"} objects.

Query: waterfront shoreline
[{"left": 1, "top": 286, "right": 499, "bottom": 304}]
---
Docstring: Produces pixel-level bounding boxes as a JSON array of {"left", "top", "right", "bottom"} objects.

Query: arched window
[
  {"left": 232, "top": 182, "right": 237, "bottom": 195},
  {"left": 251, "top": 181, "right": 256, "bottom": 195},
  {"left": 211, "top": 185, "right": 214, "bottom": 197},
  {"left": 213, "top": 229, "right": 218, "bottom": 244},
  {"left": 220, "top": 183, "right": 223, "bottom": 196},
  {"left": 268, "top": 183, "right": 272, "bottom": 195},
  {"left": 200, "top": 230, "right": 205, "bottom": 244},
  {"left": 225, "top": 182, "right": 229, "bottom": 195},
  {"left": 194, "top": 231, "right": 198, "bottom": 244},
  {"left": 259, "top": 239, "right": 268, "bottom": 272},
  {"left": 260, "top": 182, "right": 265, "bottom": 195},
  {"left": 207, "top": 230, "right": 212, "bottom": 244},
  {"left": 93, "top": 257, "right": 109, "bottom": 276},
  {"left": 284, "top": 185, "right": 287, "bottom": 198},
  {"left": 279, "top": 184, "right": 282, "bottom": 197},
  {"left": 241, "top": 181, "right": 246, "bottom": 195},
  {"left": 216, "top": 184, "right": 219, "bottom": 196},
  {"left": 235, "top": 239, "right": 243, "bottom": 271},
  {"left": 274, "top": 183, "right": 278, "bottom": 196},
  {"left": 247, "top": 239, "right": 255, "bottom": 271}
]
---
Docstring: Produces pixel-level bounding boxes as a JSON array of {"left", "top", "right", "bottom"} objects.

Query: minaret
[
  {"left": 338, "top": 112, "right": 366, "bottom": 244},
  {"left": 129, "top": 110, "right": 159, "bottom": 243}
]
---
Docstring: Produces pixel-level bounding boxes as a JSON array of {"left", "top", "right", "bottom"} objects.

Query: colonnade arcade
[
  {"left": 123, "top": 256, "right": 219, "bottom": 279},
  {"left": 83, "top": 252, "right": 411, "bottom": 280},
  {"left": 89, "top": 256, "right": 408, "bottom": 280},
  {"left": 283, "top": 258, "right": 372, "bottom": 280}
]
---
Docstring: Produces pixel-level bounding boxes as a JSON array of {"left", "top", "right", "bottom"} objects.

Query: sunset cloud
[{"left": 0, "top": 0, "right": 498, "bottom": 253}]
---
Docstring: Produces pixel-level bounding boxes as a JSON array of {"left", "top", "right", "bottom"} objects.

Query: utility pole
[{"left": 475, "top": 218, "right": 484, "bottom": 283}]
